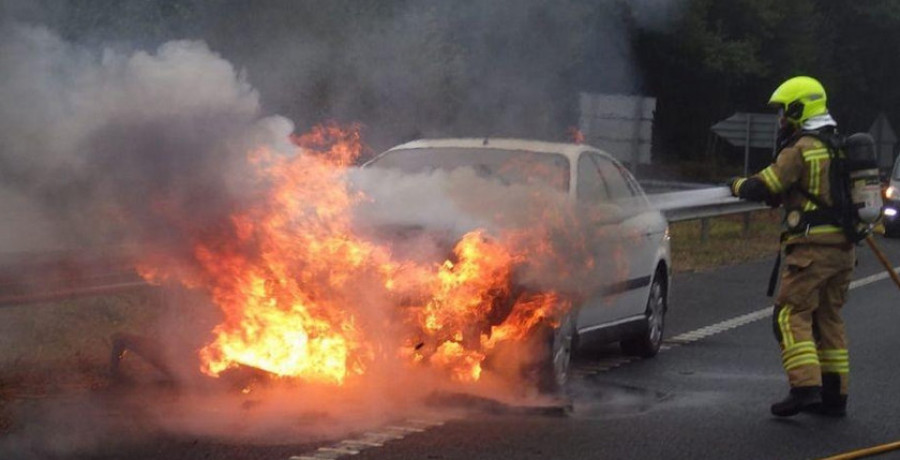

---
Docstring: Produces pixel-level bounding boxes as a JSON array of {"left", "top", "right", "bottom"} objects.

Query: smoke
[
  {"left": 3, "top": 0, "right": 665, "bottom": 150},
  {"left": 219, "top": 0, "right": 638, "bottom": 149},
  {"left": 0, "top": 21, "right": 298, "bottom": 458},
  {"left": 0, "top": 1, "right": 674, "bottom": 456},
  {"left": 0, "top": 22, "right": 295, "bottom": 255},
  {"left": 349, "top": 164, "right": 634, "bottom": 295}
]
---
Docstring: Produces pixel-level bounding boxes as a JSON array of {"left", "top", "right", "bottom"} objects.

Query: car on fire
[
  {"left": 884, "top": 155, "right": 900, "bottom": 237},
  {"left": 364, "top": 138, "right": 671, "bottom": 392}
]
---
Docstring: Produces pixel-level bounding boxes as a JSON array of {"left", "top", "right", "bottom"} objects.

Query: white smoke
[{"left": 0, "top": 23, "right": 293, "bottom": 254}]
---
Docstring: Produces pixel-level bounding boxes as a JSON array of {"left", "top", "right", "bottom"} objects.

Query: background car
[
  {"left": 365, "top": 138, "right": 671, "bottom": 391},
  {"left": 884, "top": 155, "right": 900, "bottom": 238}
]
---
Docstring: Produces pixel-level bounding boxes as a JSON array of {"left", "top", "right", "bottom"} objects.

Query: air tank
[{"left": 843, "top": 133, "right": 883, "bottom": 223}]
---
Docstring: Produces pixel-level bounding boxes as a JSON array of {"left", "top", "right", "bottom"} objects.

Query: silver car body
[{"left": 368, "top": 138, "right": 672, "bottom": 343}]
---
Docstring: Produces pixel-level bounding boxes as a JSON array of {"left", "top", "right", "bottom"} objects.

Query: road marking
[
  {"left": 287, "top": 418, "right": 446, "bottom": 460},
  {"left": 575, "top": 264, "right": 900, "bottom": 376},
  {"left": 287, "top": 265, "right": 899, "bottom": 459}
]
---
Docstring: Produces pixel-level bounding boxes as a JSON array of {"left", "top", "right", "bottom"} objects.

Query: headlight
[
  {"left": 887, "top": 185, "right": 898, "bottom": 200},
  {"left": 885, "top": 207, "right": 898, "bottom": 217}
]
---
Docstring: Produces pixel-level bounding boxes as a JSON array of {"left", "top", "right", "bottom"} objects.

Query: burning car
[
  {"left": 362, "top": 138, "right": 672, "bottom": 392},
  {"left": 118, "top": 128, "right": 670, "bottom": 397}
]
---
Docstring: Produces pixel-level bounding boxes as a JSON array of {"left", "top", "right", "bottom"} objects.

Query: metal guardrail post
[{"left": 743, "top": 212, "right": 752, "bottom": 237}]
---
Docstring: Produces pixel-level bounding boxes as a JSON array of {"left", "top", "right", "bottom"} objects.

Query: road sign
[
  {"left": 711, "top": 112, "right": 778, "bottom": 149},
  {"left": 868, "top": 112, "right": 898, "bottom": 172},
  {"left": 711, "top": 112, "right": 778, "bottom": 176},
  {"left": 578, "top": 93, "right": 656, "bottom": 168}
]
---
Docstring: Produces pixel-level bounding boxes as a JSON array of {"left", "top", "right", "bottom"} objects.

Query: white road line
[
  {"left": 575, "top": 264, "right": 899, "bottom": 376},
  {"left": 287, "top": 418, "right": 448, "bottom": 460},
  {"left": 286, "top": 265, "right": 899, "bottom": 460}
]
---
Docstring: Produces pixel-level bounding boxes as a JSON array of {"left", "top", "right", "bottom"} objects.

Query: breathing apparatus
[{"left": 769, "top": 77, "right": 883, "bottom": 239}]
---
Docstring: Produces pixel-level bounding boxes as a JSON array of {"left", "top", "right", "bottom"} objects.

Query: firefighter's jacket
[{"left": 733, "top": 135, "right": 849, "bottom": 247}]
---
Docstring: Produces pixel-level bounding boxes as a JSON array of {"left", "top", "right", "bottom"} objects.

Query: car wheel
[
  {"left": 621, "top": 272, "right": 666, "bottom": 358},
  {"left": 536, "top": 311, "right": 576, "bottom": 395}
]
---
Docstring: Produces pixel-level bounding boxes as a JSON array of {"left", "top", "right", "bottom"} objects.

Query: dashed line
[
  {"left": 286, "top": 265, "right": 898, "bottom": 459},
  {"left": 287, "top": 418, "right": 446, "bottom": 460},
  {"left": 665, "top": 308, "right": 773, "bottom": 346},
  {"left": 574, "top": 264, "right": 899, "bottom": 376}
]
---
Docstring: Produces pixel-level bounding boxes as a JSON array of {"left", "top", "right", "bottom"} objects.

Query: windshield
[{"left": 367, "top": 147, "right": 570, "bottom": 192}]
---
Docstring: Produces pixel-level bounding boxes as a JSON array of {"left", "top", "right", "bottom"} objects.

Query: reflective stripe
[
  {"left": 782, "top": 341, "right": 817, "bottom": 360},
  {"left": 784, "top": 225, "right": 843, "bottom": 242},
  {"left": 818, "top": 349, "right": 849, "bottom": 358},
  {"left": 808, "top": 225, "right": 843, "bottom": 235},
  {"left": 784, "top": 355, "right": 820, "bottom": 371},
  {"left": 804, "top": 157, "right": 822, "bottom": 211},
  {"left": 761, "top": 167, "right": 784, "bottom": 193},
  {"left": 733, "top": 178, "right": 747, "bottom": 195},
  {"left": 801, "top": 147, "right": 828, "bottom": 211},
  {"left": 802, "top": 148, "right": 829, "bottom": 161},
  {"left": 778, "top": 305, "right": 794, "bottom": 347},
  {"left": 819, "top": 348, "right": 849, "bottom": 373},
  {"left": 820, "top": 365, "right": 850, "bottom": 374}
]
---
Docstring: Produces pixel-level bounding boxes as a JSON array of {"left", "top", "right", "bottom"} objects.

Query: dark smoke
[{"left": 2, "top": 0, "right": 668, "bottom": 152}]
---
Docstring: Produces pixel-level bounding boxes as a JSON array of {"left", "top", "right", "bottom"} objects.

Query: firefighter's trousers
[{"left": 774, "top": 243, "right": 855, "bottom": 394}]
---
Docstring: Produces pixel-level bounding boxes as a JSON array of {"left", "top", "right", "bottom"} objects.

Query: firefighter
[{"left": 729, "top": 76, "right": 854, "bottom": 417}]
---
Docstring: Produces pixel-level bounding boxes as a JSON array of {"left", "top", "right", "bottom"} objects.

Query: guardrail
[
  {"left": 646, "top": 186, "right": 770, "bottom": 241},
  {"left": 1, "top": 186, "right": 767, "bottom": 306}
]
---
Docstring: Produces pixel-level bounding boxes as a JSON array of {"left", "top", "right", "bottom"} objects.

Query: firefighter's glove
[
  {"left": 727, "top": 177, "right": 746, "bottom": 198},
  {"left": 764, "top": 193, "right": 783, "bottom": 209}
]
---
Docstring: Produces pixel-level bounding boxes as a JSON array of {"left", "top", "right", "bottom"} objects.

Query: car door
[
  {"left": 573, "top": 151, "right": 625, "bottom": 332},
  {"left": 592, "top": 154, "right": 664, "bottom": 318}
]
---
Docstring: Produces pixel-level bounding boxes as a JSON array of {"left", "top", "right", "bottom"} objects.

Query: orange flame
[
  {"left": 138, "top": 123, "right": 580, "bottom": 386},
  {"left": 567, "top": 126, "right": 585, "bottom": 144}
]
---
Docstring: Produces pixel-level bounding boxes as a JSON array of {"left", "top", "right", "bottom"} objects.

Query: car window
[
  {"left": 577, "top": 153, "right": 609, "bottom": 202},
  {"left": 368, "top": 147, "right": 570, "bottom": 192},
  {"left": 592, "top": 154, "right": 634, "bottom": 201},
  {"left": 894, "top": 156, "right": 900, "bottom": 180}
]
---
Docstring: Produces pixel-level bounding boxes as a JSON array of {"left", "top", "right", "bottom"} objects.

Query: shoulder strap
[{"left": 797, "top": 129, "right": 843, "bottom": 151}]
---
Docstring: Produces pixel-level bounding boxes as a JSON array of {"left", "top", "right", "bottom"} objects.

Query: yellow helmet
[{"left": 768, "top": 76, "right": 828, "bottom": 125}]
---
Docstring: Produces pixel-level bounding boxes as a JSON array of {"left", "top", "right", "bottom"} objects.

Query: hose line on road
[{"left": 820, "top": 440, "right": 900, "bottom": 460}]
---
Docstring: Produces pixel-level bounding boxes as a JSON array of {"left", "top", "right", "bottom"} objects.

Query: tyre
[
  {"left": 621, "top": 271, "right": 667, "bottom": 358},
  {"left": 535, "top": 311, "right": 576, "bottom": 395}
]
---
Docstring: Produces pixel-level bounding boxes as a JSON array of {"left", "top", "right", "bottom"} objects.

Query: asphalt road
[{"left": 3, "top": 236, "right": 899, "bottom": 460}]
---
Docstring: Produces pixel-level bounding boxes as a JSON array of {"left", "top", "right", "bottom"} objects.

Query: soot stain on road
[{"left": 567, "top": 379, "right": 673, "bottom": 419}]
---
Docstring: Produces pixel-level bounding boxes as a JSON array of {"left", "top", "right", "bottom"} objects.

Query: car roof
[{"left": 382, "top": 138, "right": 606, "bottom": 163}]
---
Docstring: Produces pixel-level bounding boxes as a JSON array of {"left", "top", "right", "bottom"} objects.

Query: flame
[
  {"left": 137, "top": 122, "right": 588, "bottom": 387},
  {"left": 567, "top": 126, "right": 585, "bottom": 144},
  {"left": 404, "top": 231, "right": 570, "bottom": 382}
]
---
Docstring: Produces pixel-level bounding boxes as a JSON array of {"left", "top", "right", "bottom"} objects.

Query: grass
[
  {"left": 0, "top": 291, "right": 161, "bottom": 390},
  {"left": 670, "top": 209, "right": 784, "bottom": 273},
  {"left": 0, "top": 290, "right": 165, "bottom": 435}
]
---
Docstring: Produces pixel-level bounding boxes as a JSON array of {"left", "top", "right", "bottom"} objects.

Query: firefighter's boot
[
  {"left": 816, "top": 373, "right": 847, "bottom": 417},
  {"left": 770, "top": 386, "right": 822, "bottom": 417}
]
